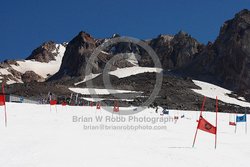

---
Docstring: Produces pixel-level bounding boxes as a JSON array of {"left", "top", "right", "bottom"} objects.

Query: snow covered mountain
[
  {"left": 1, "top": 9, "right": 250, "bottom": 112},
  {"left": 0, "top": 42, "right": 66, "bottom": 84}
]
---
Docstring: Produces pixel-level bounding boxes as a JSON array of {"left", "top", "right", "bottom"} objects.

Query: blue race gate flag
[
  {"left": 236, "top": 114, "right": 247, "bottom": 122},
  {"left": 163, "top": 109, "right": 169, "bottom": 115}
]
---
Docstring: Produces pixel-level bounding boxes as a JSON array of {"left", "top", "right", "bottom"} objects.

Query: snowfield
[
  {"left": 74, "top": 73, "right": 101, "bottom": 86},
  {"left": 74, "top": 67, "right": 162, "bottom": 85},
  {"left": 192, "top": 80, "right": 250, "bottom": 107},
  {"left": 0, "top": 103, "right": 249, "bottom": 167},
  {"left": 109, "top": 66, "right": 162, "bottom": 78},
  {"left": 69, "top": 87, "right": 142, "bottom": 95},
  {"left": 81, "top": 97, "right": 134, "bottom": 102}
]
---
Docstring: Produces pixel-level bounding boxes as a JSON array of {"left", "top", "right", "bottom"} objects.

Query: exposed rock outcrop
[
  {"left": 21, "top": 71, "right": 45, "bottom": 83},
  {"left": 180, "top": 9, "right": 250, "bottom": 100},
  {"left": 147, "top": 32, "right": 203, "bottom": 69},
  {"left": 52, "top": 32, "right": 136, "bottom": 80},
  {"left": 26, "top": 41, "right": 58, "bottom": 63}
]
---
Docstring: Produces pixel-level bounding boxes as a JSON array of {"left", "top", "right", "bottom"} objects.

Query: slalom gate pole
[
  {"left": 235, "top": 109, "right": 238, "bottom": 134},
  {"left": 215, "top": 96, "right": 218, "bottom": 149},
  {"left": 246, "top": 109, "right": 247, "bottom": 134},
  {"left": 4, "top": 104, "right": 7, "bottom": 127},
  {"left": 246, "top": 118, "right": 247, "bottom": 134},
  {"left": 235, "top": 113, "right": 237, "bottom": 134},
  {"left": 2, "top": 83, "right": 7, "bottom": 127},
  {"left": 192, "top": 125, "right": 199, "bottom": 148},
  {"left": 192, "top": 96, "right": 206, "bottom": 147},
  {"left": 235, "top": 114, "right": 238, "bottom": 134}
]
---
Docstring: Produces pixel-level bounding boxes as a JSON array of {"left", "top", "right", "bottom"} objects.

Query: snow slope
[
  {"left": 109, "top": 66, "right": 162, "bottom": 78},
  {"left": 0, "top": 103, "right": 249, "bottom": 167},
  {"left": 74, "top": 73, "right": 101, "bottom": 86},
  {"left": 74, "top": 67, "right": 162, "bottom": 85},
  {"left": 69, "top": 88, "right": 142, "bottom": 95},
  {"left": 124, "top": 53, "right": 139, "bottom": 66},
  {"left": 192, "top": 80, "right": 250, "bottom": 107},
  {"left": 81, "top": 97, "right": 134, "bottom": 102}
]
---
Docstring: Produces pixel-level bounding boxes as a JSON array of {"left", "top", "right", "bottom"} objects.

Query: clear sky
[{"left": 0, "top": 0, "right": 249, "bottom": 61}]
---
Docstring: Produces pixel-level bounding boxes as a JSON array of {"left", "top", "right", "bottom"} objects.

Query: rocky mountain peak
[
  {"left": 112, "top": 33, "right": 120, "bottom": 38},
  {"left": 153, "top": 34, "right": 173, "bottom": 44},
  {"left": 26, "top": 41, "right": 57, "bottom": 63},
  {"left": 180, "top": 9, "right": 250, "bottom": 101},
  {"left": 51, "top": 31, "right": 96, "bottom": 79},
  {"left": 213, "top": 9, "right": 250, "bottom": 87},
  {"left": 175, "top": 30, "right": 188, "bottom": 37},
  {"left": 235, "top": 9, "right": 250, "bottom": 20},
  {"left": 217, "top": 9, "right": 250, "bottom": 46},
  {"left": 148, "top": 31, "right": 202, "bottom": 69},
  {"left": 51, "top": 31, "right": 139, "bottom": 80},
  {"left": 70, "top": 31, "right": 96, "bottom": 50}
]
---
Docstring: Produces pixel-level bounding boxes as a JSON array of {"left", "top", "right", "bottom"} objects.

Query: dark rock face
[
  {"left": 170, "top": 31, "right": 203, "bottom": 68},
  {"left": 21, "top": 71, "right": 44, "bottom": 83},
  {"left": 64, "top": 31, "right": 96, "bottom": 74},
  {"left": 96, "top": 52, "right": 134, "bottom": 71},
  {"left": 52, "top": 31, "right": 99, "bottom": 79},
  {"left": 52, "top": 30, "right": 203, "bottom": 81},
  {"left": 148, "top": 32, "right": 203, "bottom": 69},
  {"left": 3, "top": 60, "right": 19, "bottom": 66},
  {"left": 213, "top": 9, "right": 250, "bottom": 91},
  {"left": 26, "top": 41, "right": 57, "bottom": 63},
  {"left": 180, "top": 9, "right": 250, "bottom": 100},
  {"left": 148, "top": 35, "right": 174, "bottom": 68},
  {"left": 52, "top": 32, "right": 137, "bottom": 80}
]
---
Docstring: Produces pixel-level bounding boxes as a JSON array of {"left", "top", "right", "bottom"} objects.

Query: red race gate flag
[
  {"left": 50, "top": 100, "right": 57, "bottom": 105},
  {"left": 192, "top": 96, "right": 218, "bottom": 149},
  {"left": 229, "top": 113, "right": 237, "bottom": 132},
  {"left": 113, "top": 106, "right": 119, "bottom": 112},
  {"left": 0, "top": 94, "right": 5, "bottom": 106},
  {"left": 197, "top": 116, "right": 216, "bottom": 134},
  {"left": 61, "top": 101, "right": 67, "bottom": 106},
  {"left": 96, "top": 102, "right": 101, "bottom": 109},
  {"left": 113, "top": 101, "right": 119, "bottom": 112},
  {"left": 229, "top": 122, "right": 236, "bottom": 126},
  {"left": 50, "top": 100, "right": 57, "bottom": 112}
]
